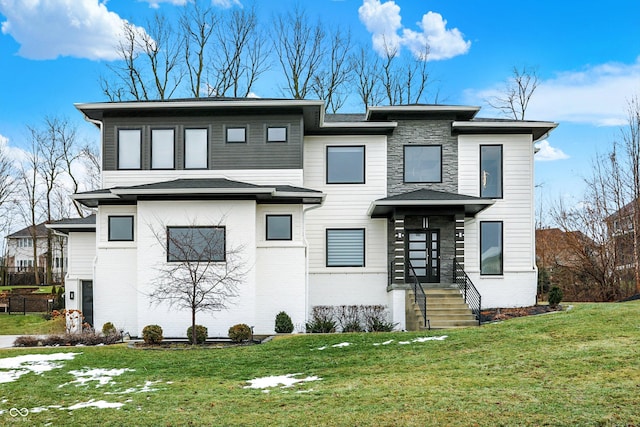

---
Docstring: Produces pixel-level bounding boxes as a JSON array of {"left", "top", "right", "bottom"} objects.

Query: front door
[
  {"left": 407, "top": 230, "right": 440, "bottom": 283},
  {"left": 81, "top": 280, "right": 94, "bottom": 327}
]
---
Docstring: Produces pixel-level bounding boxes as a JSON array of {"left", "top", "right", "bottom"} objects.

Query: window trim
[
  {"left": 117, "top": 129, "right": 142, "bottom": 170},
  {"left": 166, "top": 226, "right": 226, "bottom": 262},
  {"left": 184, "top": 128, "right": 209, "bottom": 170},
  {"left": 326, "top": 145, "right": 366, "bottom": 185},
  {"left": 108, "top": 215, "right": 134, "bottom": 242},
  {"left": 480, "top": 144, "right": 503, "bottom": 199},
  {"left": 267, "top": 126, "right": 288, "bottom": 143},
  {"left": 225, "top": 126, "right": 247, "bottom": 143},
  {"left": 150, "top": 128, "right": 175, "bottom": 170},
  {"left": 266, "top": 214, "right": 293, "bottom": 241},
  {"left": 480, "top": 221, "right": 503, "bottom": 276},
  {"left": 403, "top": 144, "right": 443, "bottom": 184},
  {"left": 326, "top": 228, "right": 366, "bottom": 267}
]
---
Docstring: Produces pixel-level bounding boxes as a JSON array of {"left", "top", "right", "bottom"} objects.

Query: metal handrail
[
  {"left": 408, "top": 262, "right": 430, "bottom": 330},
  {"left": 453, "top": 260, "right": 481, "bottom": 325}
]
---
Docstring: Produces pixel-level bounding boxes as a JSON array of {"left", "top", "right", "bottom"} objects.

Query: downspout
[{"left": 302, "top": 203, "right": 323, "bottom": 332}]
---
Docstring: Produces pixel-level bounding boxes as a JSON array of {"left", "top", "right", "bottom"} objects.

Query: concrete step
[{"left": 425, "top": 319, "right": 480, "bottom": 329}]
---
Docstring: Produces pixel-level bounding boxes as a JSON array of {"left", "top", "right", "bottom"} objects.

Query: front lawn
[
  {"left": 0, "top": 302, "right": 638, "bottom": 426},
  {"left": 0, "top": 313, "right": 66, "bottom": 335}
]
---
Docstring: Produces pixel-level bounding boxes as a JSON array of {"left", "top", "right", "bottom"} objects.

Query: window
[
  {"left": 480, "top": 221, "right": 503, "bottom": 275},
  {"left": 480, "top": 145, "right": 503, "bottom": 198},
  {"left": 267, "top": 127, "right": 287, "bottom": 142},
  {"left": 326, "top": 228, "right": 365, "bottom": 267},
  {"left": 118, "top": 129, "right": 141, "bottom": 169},
  {"left": 326, "top": 146, "right": 365, "bottom": 184},
  {"left": 404, "top": 145, "right": 442, "bottom": 183},
  {"left": 108, "top": 216, "right": 134, "bottom": 241},
  {"left": 226, "top": 127, "right": 246, "bottom": 143},
  {"left": 266, "top": 215, "right": 292, "bottom": 240},
  {"left": 151, "top": 129, "right": 174, "bottom": 169},
  {"left": 167, "top": 226, "right": 225, "bottom": 262},
  {"left": 184, "top": 129, "right": 208, "bottom": 169}
]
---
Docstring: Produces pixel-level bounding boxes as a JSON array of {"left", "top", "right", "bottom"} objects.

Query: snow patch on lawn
[
  {"left": 67, "top": 399, "right": 124, "bottom": 410},
  {"left": 0, "top": 353, "right": 80, "bottom": 384},
  {"left": 244, "top": 373, "right": 321, "bottom": 391},
  {"left": 104, "top": 380, "right": 161, "bottom": 395},
  {"left": 59, "top": 368, "right": 135, "bottom": 388}
]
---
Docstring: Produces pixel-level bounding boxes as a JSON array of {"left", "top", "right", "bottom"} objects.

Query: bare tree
[
  {"left": 487, "top": 66, "right": 539, "bottom": 120},
  {"left": 17, "top": 139, "right": 42, "bottom": 285},
  {"left": 79, "top": 143, "right": 102, "bottom": 191},
  {"left": 351, "top": 46, "right": 383, "bottom": 109},
  {"left": 181, "top": 0, "right": 217, "bottom": 97},
  {"left": 311, "top": 27, "right": 353, "bottom": 113},
  {"left": 149, "top": 221, "right": 248, "bottom": 344},
  {"left": 0, "top": 138, "right": 15, "bottom": 212}
]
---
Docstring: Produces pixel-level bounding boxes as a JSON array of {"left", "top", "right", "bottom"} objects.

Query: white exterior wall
[
  {"left": 458, "top": 134, "right": 537, "bottom": 308},
  {"left": 303, "top": 135, "right": 389, "bottom": 314},
  {"left": 64, "top": 231, "right": 96, "bottom": 312}
]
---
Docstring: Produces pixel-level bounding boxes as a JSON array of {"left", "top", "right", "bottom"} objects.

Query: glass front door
[{"left": 406, "top": 230, "right": 440, "bottom": 283}]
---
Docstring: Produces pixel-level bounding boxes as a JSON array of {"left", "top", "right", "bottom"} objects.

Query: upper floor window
[
  {"left": 118, "top": 129, "right": 141, "bottom": 170},
  {"left": 480, "top": 145, "right": 503, "bottom": 198},
  {"left": 266, "top": 215, "right": 292, "bottom": 240},
  {"left": 184, "top": 128, "right": 208, "bottom": 169},
  {"left": 151, "top": 129, "right": 175, "bottom": 169},
  {"left": 267, "top": 127, "right": 287, "bottom": 143},
  {"left": 480, "top": 221, "right": 503, "bottom": 275},
  {"left": 108, "top": 216, "right": 134, "bottom": 242},
  {"left": 404, "top": 145, "right": 442, "bottom": 183},
  {"left": 226, "top": 127, "right": 246, "bottom": 143},
  {"left": 167, "top": 226, "right": 225, "bottom": 262},
  {"left": 326, "top": 228, "right": 365, "bottom": 267},
  {"left": 326, "top": 146, "right": 365, "bottom": 184}
]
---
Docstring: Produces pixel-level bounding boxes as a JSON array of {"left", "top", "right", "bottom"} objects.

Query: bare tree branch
[{"left": 487, "top": 66, "right": 539, "bottom": 120}]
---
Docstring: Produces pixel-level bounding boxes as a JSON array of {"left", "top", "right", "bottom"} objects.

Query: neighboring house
[
  {"left": 50, "top": 98, "right": 557, "bottom": 336},
  {"left": 4, "top": 222, "right": 67, "bottom": 285},
  {"left": 605, "top": 199, "right": 639, "bottom": 273}
]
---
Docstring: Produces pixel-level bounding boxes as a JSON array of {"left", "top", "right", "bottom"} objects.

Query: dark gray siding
[{"left": 102, "top": 114, "right": 303, "bottom": 171}]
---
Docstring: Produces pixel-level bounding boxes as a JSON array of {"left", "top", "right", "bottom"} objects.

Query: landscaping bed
[{"left": 480, "top": 304, "right": 562, "bottom": 322}]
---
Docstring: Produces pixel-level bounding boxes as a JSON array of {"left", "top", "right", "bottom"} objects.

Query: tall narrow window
[
  {"left": 226, "top": 127, "right": 246, "bottom": 143},
  {"left": 480, "top": 145, "right": 503, "bottom": 198},
  {"left": 480, "top": 221, "right": 503, "bottom": 275},
  {"left": 184, "top": 129, "right": 208, "bottom": 169},
  {"left": 266, "top": 215, "right": 292, "bottom": 240},
  {"left": 151, "top": 129, "right": 174, "bottom": 169},
  {"left": 108, "top": 216, "right": 134, "bottom": 242},
  {"left": 326, "top": 146, "right": 365, "bottom": 184},
  {"left": 326, "top": 229, "right": 365, "bottom": 267},
  {"left": 404, "top": 145, "right": 442, "bottom": 183},
  {"left": 118, "top": 129, "right": 141, "bottom": 169},
  {"left": 167, "top": 226, "right": 225, "bottom": 262}
]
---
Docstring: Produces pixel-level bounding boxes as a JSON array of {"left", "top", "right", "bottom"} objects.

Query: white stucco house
[{"left": 50, "top": 98, "right": 557, "bottom": 337}]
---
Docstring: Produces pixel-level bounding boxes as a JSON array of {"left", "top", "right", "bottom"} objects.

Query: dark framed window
[
  {"left": 480, "top": 221, "right": 503, "bottom": 275},
  {"left": 184, "top": 128, "right": 208, "bottom": 169},
  {"left": 226, "top": 127, "right": 246, "bottom": 143},
  {"left": 326, "top": 228, "right": 365, "bottom": 267},
  {"left": 404, "top": 145, "right": 442, "bottom": 183},
  {"left": 108, "top": 216, "right": 134, "bottom": 241},
  {"left": 167, "top": 226, "right": 225, "bottom": 262},
  {"left": 266, "top": 215, "right": 292, "bottom": 240},
  {"left": 151, "top": 129, "right": 175, "bottom": 169},
  {"left": 480, "top": 145, "right": 503, "bottom": 198},
  {"left": 267, "top": 127, "right": 287, "bottom": 143},
  {"left": 117, "top": 129, "right": 141, "bottom": 170},
  {"left": 326, "top": 146, "right": 365, "bottom": 184}
]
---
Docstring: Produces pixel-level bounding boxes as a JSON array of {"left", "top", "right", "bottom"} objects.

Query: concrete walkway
[{"left": 0, "top": 336, "right": 21, "bottom": 348}]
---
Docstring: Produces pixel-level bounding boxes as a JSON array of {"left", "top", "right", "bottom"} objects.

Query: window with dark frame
[
  {"left": 226, "top": 127, "right": 246, "bottom": 143},
  {"left": 167, "top": 226, "right": 225, "bottom": 262},
  {"left": 404, "top": 145, "right": 442, "bottom": 183},
  {"left": 326, "top": 228, "right": 365, "bottom": 267},
  {"left": 326, "top": 146, "right": 365, "bottom": 184},
  {"left": 480, "top": 221, "right": 503, "bottom": 275},
  {"left": 266, "top": 215, "right": 292, "bottom": 240},
  {"left": 118, "top": 129, "right": 141, "bottom": 170},
  {"left": 151, "top": 129, "right": 175, "bottom": 169},
  {"left": 480, "top": 145, "right": 503, "bottom": 198},
  {"left": 267, "top": 127, "right": 287, "bottom": 143},
  {"left": 184, "top": 128, "right": 208, "bottom": 169},
  {"left": 108, "top": 216, "right": 134, "bottom": 241}
]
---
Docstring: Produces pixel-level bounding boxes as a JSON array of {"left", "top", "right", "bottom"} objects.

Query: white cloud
[
  {"left": 211, "top": 0, "right": 242, "bottom": 8},
  {"left": 467, "top": 58, "right": 640, "bottom": 126},
  {"left": 535, "top": 140, "right": 569, "bottom": 162},
  {"left": 140, "top": 0, "right": 188, "bottom": 8},
  {"left": 358, "top": 0, "right": 470, "bottom": 60},
  {"left": 0, "top": 0, "right": 148, "bottom": 60}
]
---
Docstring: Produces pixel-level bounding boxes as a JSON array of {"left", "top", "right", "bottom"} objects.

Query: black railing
[
  {"left": 453, "top": 260, "right": 481, "bottom": 325},
  {"left": 408, "top": 262, "right": 430, "bottom": 330}
]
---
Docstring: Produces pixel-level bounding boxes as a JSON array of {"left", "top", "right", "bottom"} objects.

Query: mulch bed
[{"left": 480, "top": 305, "right": 562, "bottom": 323}]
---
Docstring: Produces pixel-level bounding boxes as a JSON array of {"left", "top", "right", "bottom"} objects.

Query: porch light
[{"left": 69, "top": 291, "right": 74, "bottom": 300}]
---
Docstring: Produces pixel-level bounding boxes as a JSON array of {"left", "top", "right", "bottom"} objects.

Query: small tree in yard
[{"left": 149, "top": 221, "right": 247, "bottom": 345}]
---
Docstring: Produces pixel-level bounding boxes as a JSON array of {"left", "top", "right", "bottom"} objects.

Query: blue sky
[{"left": 0, "top": 0, "right": 639, "bottom": 214}]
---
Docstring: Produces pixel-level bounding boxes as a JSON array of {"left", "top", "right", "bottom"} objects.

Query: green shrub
[
  {"left": 142, "top": 324, "right": 163, "bottom": 345},
  {"left": 274, "top": 311, "right": 294, "bottom": 333},
  {"left": 102, "top": 322, "right": 117, "bottom": 336},
  {"left": 187, "top": 324, "right": 208, "bottom": 344},
  {"left": 228, "top": 323, "right": 252, "bottom": 343},
  {"left": 548, "top": 286, "right": 563, "bottom": 308},
  {"left": 306, "top": 306, "right": 337, "bottom": 333}
]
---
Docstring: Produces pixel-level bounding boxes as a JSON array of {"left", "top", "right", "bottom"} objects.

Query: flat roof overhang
[{"left": 368, "top": 189, "right": 495, "bottom": 218}]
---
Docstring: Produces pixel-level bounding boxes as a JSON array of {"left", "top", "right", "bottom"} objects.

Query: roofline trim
[
  {"left": 366, "top": 105, "right": 481, "bottom": 120},
  {"left": 367, "top": 198, "right": 495, "bottom": 216},
  {"left": 75, "top": 99, "right": 325, "bottom": 112}
]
